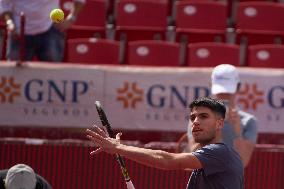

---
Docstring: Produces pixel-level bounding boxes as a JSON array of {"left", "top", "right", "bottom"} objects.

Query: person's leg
[
  {"left": 23, "top": 35, "right": 36, "bottom": 60},
  {"left": 36, "top": 25, "right": 65, "bottom": 62},
  {"left": 6, "top": 33, "right": 35, "bottom": 61}
]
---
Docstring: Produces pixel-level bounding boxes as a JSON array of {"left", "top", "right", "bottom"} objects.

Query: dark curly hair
[{"left": 189, "top": 97, "right": 226, "bottom": 118}]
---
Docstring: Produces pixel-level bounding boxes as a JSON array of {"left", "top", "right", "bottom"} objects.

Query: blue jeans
[{"left": 6, "top": 25, "right": 65, "bottom": 62}]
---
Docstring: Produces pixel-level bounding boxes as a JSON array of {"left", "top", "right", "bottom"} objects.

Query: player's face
[{"left": 189, "top": 106, "right": 222, "bottom": 144}]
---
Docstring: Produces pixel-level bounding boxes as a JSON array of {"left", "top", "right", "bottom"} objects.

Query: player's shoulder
[
  {"left": 194, "top": 143, "right": 242, "bottom": 166},
  {"left": 200, "top": 143, "right": 229, "bottom": 154},
  {"left": 205, "top": 143, "right": 242, "bottom": 162}
]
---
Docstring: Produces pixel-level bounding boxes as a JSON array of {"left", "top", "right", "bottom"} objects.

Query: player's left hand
[
  {"left": 86, "top": 125, "right": 122, "bottom": 155},
  {"left": 227, "top": 108, "right": 241, "bottom": 137}
]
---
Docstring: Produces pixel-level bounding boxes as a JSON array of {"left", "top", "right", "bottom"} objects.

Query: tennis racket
[{"left": 95, "top": 101, "right": 135, "bottom": 189}]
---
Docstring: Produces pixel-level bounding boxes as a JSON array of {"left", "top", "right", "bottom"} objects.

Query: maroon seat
[
  {"left": 127, "top": 40, "right": 181, "bottom": 66},
  {"left": 66, "top": 38, "right": 120, "bottom": 65},
  {"left": 61, "top": 0, "right": 107, "bottom": 38},
  {"left": 115, "top": 0, "right": 168, "bottom": 41},
  {"left": 175, "top": 1, "right": 228, "bottom": 43},
  {"left": 247, "top": 44, "right": 284, "bottom": 68},
  {"left": 187, "top": 42, "right": 240, "bottom": 67},
  {"left": 235, "top": 2, "right": 284, "bottom": 45}
]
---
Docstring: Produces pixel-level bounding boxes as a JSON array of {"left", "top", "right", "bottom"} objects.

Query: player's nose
[
  {"left": 192, "top": 117, "right": 200, "bottom": 125},
  {"left": 189, "top": 119, "right": 200, "bottom": 128}
]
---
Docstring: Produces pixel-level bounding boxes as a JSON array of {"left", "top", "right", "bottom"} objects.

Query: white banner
[
  {"left": 0, "top": 62, "right": 283, "bottom": 133},
  {"left": 0, "top": 63, "right": 104, "bottom": 127}
]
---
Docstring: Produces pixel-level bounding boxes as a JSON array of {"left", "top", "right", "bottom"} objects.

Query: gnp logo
[
  {"left": 116, "top": 81, "right": 210, "bottom": 109},
  {"left": 237, "top": 82, "right": 284, "bottom": 110},
  {"left": 116, "top": 82, "right": 143, "bottom": 108},
  {"left": 237, "top": 83, "right": 264, "bottom": 111},
  {"left": 0, "top": 77, "right": 21, "bottom": 103},
  {"left": 116, "top": 81, "right": 282, "bottom": 111},
  {"left": 0, "top": 76, "right": 93, "bottom": 117},
  {"left": 0, "top": 76, "right": 90, "bottom": 104}
]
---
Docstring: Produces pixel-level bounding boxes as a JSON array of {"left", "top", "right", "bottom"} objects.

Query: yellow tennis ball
[{"left": 50, "top": 9, "right": 64, "bottom": 23}]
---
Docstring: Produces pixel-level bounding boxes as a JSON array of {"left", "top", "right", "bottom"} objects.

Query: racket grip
[{"left": 126, "top": 180, "right": 136, "bottom": 189}]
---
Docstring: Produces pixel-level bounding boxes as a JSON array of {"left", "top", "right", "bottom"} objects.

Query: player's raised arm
[{"left": 86, "top": 125, "right": 202, "bottom": 170}]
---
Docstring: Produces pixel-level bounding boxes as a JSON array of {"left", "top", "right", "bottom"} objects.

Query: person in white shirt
[
  {"left": 0, "top": 0, "right": 85, "bottom": 62},
  {"left": 187, "top": 64, "right": 258, "bottom": 167}
]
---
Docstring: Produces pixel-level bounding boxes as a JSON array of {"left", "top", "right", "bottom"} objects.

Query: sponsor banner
[
  {"left": 104, "top": 67, "right": 284, "bottom": 133},
  {"left": 0, "top": 63, "right": 104, "bottom": 127},
  {"left": 0, "top": 63, "right": 283, "bottom": 133},
  {"left": 104, "top": 67, "right": 211, "bottom": 132}
]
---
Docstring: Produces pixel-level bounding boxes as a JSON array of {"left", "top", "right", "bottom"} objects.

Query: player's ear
[{"left": 216, "top": 118, "right": 224, "bottom": 130}]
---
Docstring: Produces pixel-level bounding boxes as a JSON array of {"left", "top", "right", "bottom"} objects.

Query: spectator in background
[
  {"left": 0, "top": 163, "right": 52, "bottom": 189},
  {"left": 0, "top": 0, "right": 85, "bottom": 62},
  {"left": 187, "top": 64, "right": 258, "bottom": 167}
]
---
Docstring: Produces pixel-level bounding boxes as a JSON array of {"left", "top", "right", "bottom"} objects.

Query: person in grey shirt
[
  {"left": 188, "top": 64, "right": 258, "bottom": 167},
  {"left": 86, "top": 97, "right": 244, "bottom": 189}
]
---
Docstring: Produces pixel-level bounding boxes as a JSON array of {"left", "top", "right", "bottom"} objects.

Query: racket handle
[{"left": 126, "top": 180, "right": 136, "bottom": 189}]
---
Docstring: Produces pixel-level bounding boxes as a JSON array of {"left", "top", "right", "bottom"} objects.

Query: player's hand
[
  {"left": 86, "top": 125, "right": 121, "bottom": 155},
  {"left": 227, "top": 108, "right": 241, "bottom": 137},
  {"left": 54, "top": 18, "right": 74, "bottom": 32}
]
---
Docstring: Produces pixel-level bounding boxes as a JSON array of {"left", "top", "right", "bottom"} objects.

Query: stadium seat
[
  {"left": 66, "top": 38, "right": 120, "bottom": 65},
  {"left": 119, "top": 0, "right": 172, "bottom": 15},
  {"left": 187, "top": 42, "right": 240, "bottom": 67},
  {"left": 247, "top": 44, "right": 284, "bottom": 68},
  {"left": 235, "top": 2, "right": 284, "bottom": 45},
  {"left": 61, "top": 0, "right": 107, "bottom": 38},
  {"left": 175, "top": 1, "right": 228, "bottom": 44},
  {"left": 127, "top": 40, "right": 181, "bottom": 66},
  {"left": 115, "top": 0, "right": 168, "bottom": 41}
]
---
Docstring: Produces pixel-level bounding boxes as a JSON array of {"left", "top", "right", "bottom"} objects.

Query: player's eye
[
  {"left": 200, "top": 114, "right": 208, "bottom": 119},
  {"left": 190, "top": 115, "right": 196, "bottom": 122}
]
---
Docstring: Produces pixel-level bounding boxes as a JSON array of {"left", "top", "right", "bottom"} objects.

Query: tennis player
[{"left": 86, "top": 97, "right": 244, "bottom": 189}]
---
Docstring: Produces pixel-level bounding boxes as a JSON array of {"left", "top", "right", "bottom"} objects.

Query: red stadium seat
[
  {"left": 115, "top": 0, "right": 168, "bottom": 41},
  {"left": 61, "top": 0, "right": 107, "bottom": 38},
  {"left": 235, "top": 2, "right": 284, "bottom": 45},
  {"left": 175, "top": 1, "right": 228, "bottom": 44},
  {"left": 127, "top": 40, "right": 181, "bottom": 66},
  {"left": 119, "top": 0, "right": 172, "bottom": 15},
  {"left": 247, "top": 44, "right": 284, "bottom": 68},
  {"left": 66, "top": 38, "right": 120, "bottom": 65},
  {"left": 187, "top": 42, "right": 240, "bottom": 67}
]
